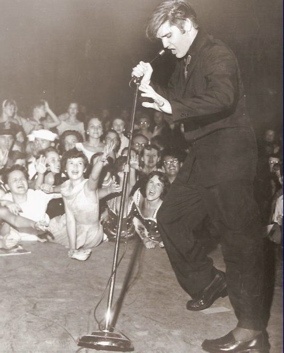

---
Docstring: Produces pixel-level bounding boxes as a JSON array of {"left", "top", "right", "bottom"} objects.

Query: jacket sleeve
[{"left": 154, "top": 44, "right": 241, "bottom": 124}]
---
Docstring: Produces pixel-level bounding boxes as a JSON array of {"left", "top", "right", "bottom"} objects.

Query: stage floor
[{"left": 0, "top": 237, "right": 282, "bottom": 353}]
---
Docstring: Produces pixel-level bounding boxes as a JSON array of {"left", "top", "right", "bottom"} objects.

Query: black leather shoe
[
  {"left": 202, "top": 331, "right": 270, "bottom": 353},
  {"left": 186, "top": 272, "right": 227, "bottom": 311}
]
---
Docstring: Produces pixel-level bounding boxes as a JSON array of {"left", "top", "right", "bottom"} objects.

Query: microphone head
[{"left": 158, "top": 49, "right": 166, "bottom": 56}]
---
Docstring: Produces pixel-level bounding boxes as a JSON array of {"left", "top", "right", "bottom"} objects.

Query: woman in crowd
[
  {"left": 75, "top": 115, "right": 106, "bottom": 161},
  {"left": 57, "top": 102, "right": 85, "bottom": 137}
]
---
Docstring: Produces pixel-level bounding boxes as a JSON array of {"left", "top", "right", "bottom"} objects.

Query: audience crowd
[{"left": 0, "top": 99, "right": 282, "bottom": 259}]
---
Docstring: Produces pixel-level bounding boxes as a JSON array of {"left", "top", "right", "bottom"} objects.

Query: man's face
[
  {"left": 265, "top": 130, "right": 275, "bottom": 143},
  {"left": 163, "top": 156, "right": 181, "bottom": 177},
  {"left": 0, "top": 134, "right": 15, "bottom": 151},
  {"left": 138, "top": 117, "right": 150, "bottom": 130},
  {"left": 142, "top": 149, "right": 159, "bottom": 168},
  {"left": 7, "top": 170, "right": 28, "bottom": 195},
  {"left": 269, "top": 157, "right": 280, "bottom": 173},
  {"left": 34, "top": 138, "right": 51, "bottom": 153},
  {"left": 157, "top": 20, "right": 191, "bottom": 58},
  {"left": 132, "top": 136, "right": 148, "bottom": 153}
]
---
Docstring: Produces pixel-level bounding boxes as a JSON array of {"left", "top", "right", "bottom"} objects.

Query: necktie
[{"left": 184, "top": 55, "right": 191, "bottom": 79}]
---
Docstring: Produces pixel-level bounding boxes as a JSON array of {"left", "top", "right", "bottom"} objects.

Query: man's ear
[
  {"left": 184, "top": 18, "right": 193, "bottom": 33},
  {"left": 5, "top": 184, "right": 10, "bottom": 191}
]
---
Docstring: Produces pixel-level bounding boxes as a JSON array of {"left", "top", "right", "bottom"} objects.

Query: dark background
[{"left": 0, "top": 0, "right": 282, "bottom": 135}]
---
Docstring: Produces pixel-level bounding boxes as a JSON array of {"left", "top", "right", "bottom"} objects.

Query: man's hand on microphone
[
  {"left": 139, "top": 83, "right": 172, "bottom": 114},
  {"left": 131, "top": 61, "right": 153, "bottom": 85}
]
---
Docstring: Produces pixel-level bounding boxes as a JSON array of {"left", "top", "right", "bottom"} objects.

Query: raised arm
[
  {"left": 43, "top": 101, "right": 61, "bottom": 129},
  {"left": 87, "top": 142, "right": 115, "bottom": 191}
]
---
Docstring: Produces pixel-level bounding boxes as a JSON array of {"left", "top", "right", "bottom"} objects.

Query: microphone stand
[{"left": 77, "top": 78, "right": 142, "bottom": 352}]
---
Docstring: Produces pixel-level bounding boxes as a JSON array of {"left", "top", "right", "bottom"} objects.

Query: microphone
[{"left": 129, "top": 49, "right": 166, "bottom": 86}]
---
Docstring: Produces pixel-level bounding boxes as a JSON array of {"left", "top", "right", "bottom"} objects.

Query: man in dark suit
[{"left": 132, "top": 1, "right": 268, "bottom": 352}]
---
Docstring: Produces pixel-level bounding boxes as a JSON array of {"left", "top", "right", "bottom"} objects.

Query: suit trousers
[{"left": 157, "top": 156, "right": 264, "bottom": 331}]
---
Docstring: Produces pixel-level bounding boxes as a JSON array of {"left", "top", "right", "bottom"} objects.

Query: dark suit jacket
[{"left": 155, "top": 30, "right": 258, "bottom": 186}]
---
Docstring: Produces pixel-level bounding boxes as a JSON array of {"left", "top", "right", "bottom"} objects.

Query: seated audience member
[
  {"left": 26, "top": 129, "right": 58, "bottom": 181},
  {"left": 12, "top": 129, "right": 27, "bottom": 153},
  {"left": 102, "top": 155, "right": 136, "bottom": 241},
  {"left": 76, "top": 115, "right": 105, "bottom": 161},
  {"left": 131, "top": 134, "right": 149, "bottom": 155},
  {"left": 161, "top": 148, "right": 186, "bottom": 184},
  {"left": 111, "top": 117, "right": 129, "bottom": 155},
  {"left": 0, "top": 165, "right": 59, "bottom": 241},
  {"left": 104, "top": 130, "right": 121, "bottom": 159},
  {"left": 0, "top": 206, "right": 47, "bottom": 249},
  {"left": 27, "top": 100, "right": 60, "bottom": 133},
  {"left": 135, "top": 113, "right": 153, "bottom": 140},
  {"left": 57, "top": 102, "right": 85, "bottom": 137},
  {"left": 59, "top": 130, "right": 84, "bottom": 154},
  {"left": 34, "top": 149, "right": 66, "bottom": 219},
  {"left": 131, "top": 171, "right": 169, "bottom": 249},
  {"left": 47, "top": 145, "right": 115, "bottom": 261}
]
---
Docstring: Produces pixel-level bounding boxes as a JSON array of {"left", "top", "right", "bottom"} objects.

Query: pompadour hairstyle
[{"left": 146, "top": 0, "right": 198, "bottom": 40}]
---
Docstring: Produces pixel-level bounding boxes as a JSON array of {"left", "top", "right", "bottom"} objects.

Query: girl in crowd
[
  {"left": 59, "top": 130, "right": 84, "bottom": 154},
  {"left": 0, "top": 100, "right": 25, "bottom": 136},
  {"left": 27, "top": 100, "right": 60, "bottom": 133},
  {"left": 131, "top": 171, "right": 169, "bottom": 248},
  {"left": 111, "top": 117, "right": 129, "bottom": 156},
  {"left": 104, "top": 130, "right": 121, "bottom": 159},
  {"left": 57, "top": 102, "right": 85, "bottom": 137},
  {"left": 76, "top": 115, "right": 105, "bottom": 161},
  {"left": 48, "top": 144, "right": 115, "bottom": 261}
]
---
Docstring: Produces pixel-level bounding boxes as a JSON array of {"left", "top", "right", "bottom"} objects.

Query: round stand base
[{"left": 78, "top": 330, "right": 134, "bottom": 352}]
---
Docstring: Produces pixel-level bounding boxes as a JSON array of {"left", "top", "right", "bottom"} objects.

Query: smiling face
[
  {"left": 163, "top": 156, "right": 181, "bottom": 177},
  {"left": 66, "top": 157, "right": 85, "bottom": 181},
  {"left": 157, "top": 20, "right": 192, "bottom": 58},
  {"left": 112, "top": 118, "right": 125, "bottom": 135},
  {"left": 145, "top": 175, "right": 164, "bottom": 201},
  {"left": 87, "top": 118, "right": 103, "bottom": 139},
  {"left": 68, "top": 103, "right": 79, "bottom": 117},
  {"left": 6, "top": 170, "right": 28, "bottom": 195},
  {"left": 46, "top": 151, "right": 61, "bottom": 174}
]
